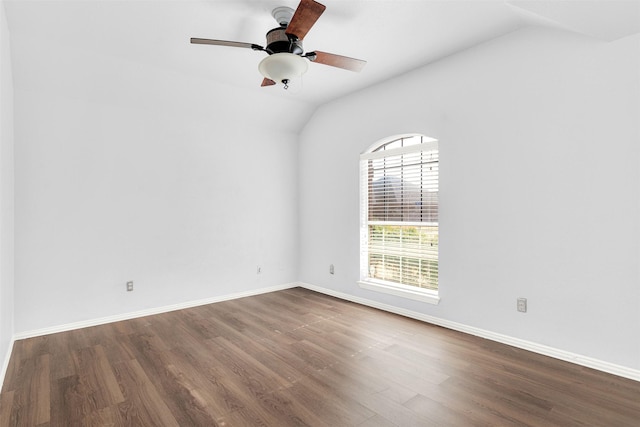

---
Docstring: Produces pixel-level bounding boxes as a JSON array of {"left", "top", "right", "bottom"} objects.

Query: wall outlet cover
[{"left": 517, "top": 297, "right": 527, "bottom": 313}]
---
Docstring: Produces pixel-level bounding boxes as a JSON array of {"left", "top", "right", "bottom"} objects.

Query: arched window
[{"left": 359, "top": 134, "right": 439, "bottom": 304}]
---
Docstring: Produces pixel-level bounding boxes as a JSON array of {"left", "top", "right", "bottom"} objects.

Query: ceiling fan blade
[
  {"left": 286, "top": 0, "right": 326, "bottom": 40},
  {"left": 310, "top": 51, "right": 367, "bottom": 72},
  {"left": 190, "top": 38, "right": 263, "bottom": 51},
  {"left": 261, "top": 78, "right": 276, "bottom": 87}
]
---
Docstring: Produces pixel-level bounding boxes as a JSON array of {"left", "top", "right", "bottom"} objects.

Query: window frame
[{"left": 358, "top": 134, "right": 440, "bottom": 305}]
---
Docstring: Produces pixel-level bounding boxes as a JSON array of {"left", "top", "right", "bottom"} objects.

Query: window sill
[{"left": 358, "top": 280, "right": 440, "bottom": 305}]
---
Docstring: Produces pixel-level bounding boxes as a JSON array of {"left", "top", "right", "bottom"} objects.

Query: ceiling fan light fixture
[{"left": 258, "top": 53, "right": 309, "bottom": 86}]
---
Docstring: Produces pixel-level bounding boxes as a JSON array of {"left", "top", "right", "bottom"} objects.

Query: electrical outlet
[
  {"left": 329, "top": 264, "right": 334, "bottom": 275},
  {"left": 126, "top": 281, "right": 134, "bottom": 292},
  {"left": 517, "top": 297, "right": 527, "bottom": 313},
  {"left": 257, "top": 266, "right": 261, "bottom": 274}
]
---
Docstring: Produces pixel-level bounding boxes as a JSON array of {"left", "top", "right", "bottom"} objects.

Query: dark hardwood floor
[{"left": 1, "top": 287, "right": 639, "bottom": 426}]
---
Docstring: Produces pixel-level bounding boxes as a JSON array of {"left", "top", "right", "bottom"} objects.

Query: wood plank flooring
[{"left": 1, "top": 287, "right": 639, "bottom": 426}]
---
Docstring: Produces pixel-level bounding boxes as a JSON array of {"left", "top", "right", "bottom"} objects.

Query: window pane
[
  {"left": 368, "top": 152, "right": 438, "bottom": 223},
  {"left": 368, "top": 225, "right": 438, "bottom": 290},
  {"left": 364, "top": 136, "right": 439, "bottom": 292}
]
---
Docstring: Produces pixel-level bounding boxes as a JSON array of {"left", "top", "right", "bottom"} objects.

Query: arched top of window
[{"left": 365, "top": 134, "right": 438, "bottom": 155}]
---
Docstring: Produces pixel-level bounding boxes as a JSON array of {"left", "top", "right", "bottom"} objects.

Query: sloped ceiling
[
  {"left": 4, "top": 0, "right": 639, "bottom": 133},
  {"left": 507, "top": 0, "right": 640, "bottom": 42}
]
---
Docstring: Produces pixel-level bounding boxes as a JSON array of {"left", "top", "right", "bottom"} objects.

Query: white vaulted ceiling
[{"left": 4, "top": 0, "right": 639, "bottom": 133}]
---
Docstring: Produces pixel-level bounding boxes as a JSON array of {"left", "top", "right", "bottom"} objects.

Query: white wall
[
  {"left": 13, "top": 53, "right": 299, "bottom": 333},
  {"left": 299, "top": 27, "right": 640, "bottom": 371},
  {"left": 0, "top": 0, "right": 15, "bottom": 376}
]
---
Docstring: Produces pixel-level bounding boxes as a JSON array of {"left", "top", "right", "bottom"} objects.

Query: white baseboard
[
  {"left": 298, "top": 282, "right": 640, "bottom": 382},
  {"left": 0, "top": 336, "right": 15, "bottom": 392},
  {"left": 6, "top": 281, "right": 638, "bottom": 384},
  {"left": 13, "top": 282, "right": 298, "bottom": 340}
]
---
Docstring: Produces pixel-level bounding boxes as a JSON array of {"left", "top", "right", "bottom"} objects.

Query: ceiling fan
[{"left": 191, "top": 0, "right": 366, "bottom": 89}]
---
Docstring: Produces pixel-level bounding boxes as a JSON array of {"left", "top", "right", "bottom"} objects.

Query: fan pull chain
[{"left": 283, "top": 79, "right": 290, "bottom": 90}]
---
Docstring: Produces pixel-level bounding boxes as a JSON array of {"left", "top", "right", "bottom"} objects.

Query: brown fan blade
[
  {"left": 286, "top": 0, "right": 326, "bottom": 41},
  {"left": 261, "top": 78, "right": 276, "bottom": 87},
  {"left": 310, "top": 51, "right": 366, "bottom": 72},
  {"left": 190, "top": 38, "right": 263, "bottom": 51}
]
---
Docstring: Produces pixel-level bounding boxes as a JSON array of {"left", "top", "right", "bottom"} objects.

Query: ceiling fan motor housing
[{"left": 265, "top": 27, "right": 303, "bottom": 55}]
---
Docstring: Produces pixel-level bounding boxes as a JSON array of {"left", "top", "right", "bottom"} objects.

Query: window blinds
[{"left": 361, "top": 138, "right": 439, "bottom": 291}]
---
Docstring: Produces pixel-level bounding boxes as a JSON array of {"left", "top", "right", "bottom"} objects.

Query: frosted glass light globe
[{"left": 259, "top": 53, "right": 309, "bottom": 84}]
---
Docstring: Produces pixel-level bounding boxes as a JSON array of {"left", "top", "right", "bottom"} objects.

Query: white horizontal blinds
[
  {"left": 367, "top": 225, "right": 438, "bottom": 290},
  {"left": 367, "top": 150, "right": 438, "bottom": 224},
  {"left": 364, "top": 135, "right": 438, "bottom": 290}
]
